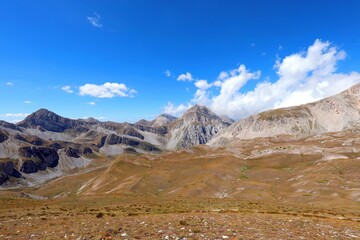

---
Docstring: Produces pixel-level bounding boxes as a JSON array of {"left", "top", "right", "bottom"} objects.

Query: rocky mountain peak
[
  {"left": 152, "top": 113, "right": 177, "bottom": 127},
  {"left": 166, "top": 105, "right": 232, "bottom": 149},
  {"left": 185, "top": 105, "right": 212, "bottom": 115},
  {"left": 82, "top": 117, "right": 100, "bottom": 124},
  {"left": 181, "top": 105, "right": 228, "bottom": 125},
  {"left": 28, "top": 108, "right": 58, "bottom": 118},
  {"left": 17, "top": 108, "right": 88, "bottom": 132},
  {"left": 158, "top": 113, "right": 177, "bottom": 120}
]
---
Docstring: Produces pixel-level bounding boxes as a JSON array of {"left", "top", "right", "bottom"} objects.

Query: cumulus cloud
[
  {"left": 79, "top": 82, "right": 136, "bottom": 98},
  {"left": 62, "top": 86, "right": 74, "bottom": 93},
  {"left": 164, "top": 69, "right": 171, "bottom": 77},
  {"left": 87, "top": 12, "right": 103, "bottom": 28},
  {"left": 166, "top": 39, "right": 360, "bottom": 120},
  {"left": 194, "top": 80, "right": 212, "bottom": 90},
  {"left": 192, "top": 80, "right": 213, "bottom": 105},
  {"left": 163, "top": 102, "right": 192, "bottom": 117},
  {"left": 5, "top": 113, "right": 29, "bottom": 118},
  {"left": 0, "top": 113, "right": 28, "bottom": 123},
  {"left": 177, "top": 72, "right": 193, "bottom": 81}
]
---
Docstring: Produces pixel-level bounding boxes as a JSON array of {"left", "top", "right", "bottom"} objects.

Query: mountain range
[{"left": 1, "top": 83, "right": 360, "bottom": 187}]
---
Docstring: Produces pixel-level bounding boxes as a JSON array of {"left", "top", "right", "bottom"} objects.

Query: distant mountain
[
  {"left": 5, "top": 83, "right": 360, "bottom": 187},
  {"left": 135, "top": 113, "right": 177, "bottom": 128},
  {"left": 0, "top": 105, "right": 230, "bottom": 186},
  {"left": 17, "top": 108, "right": 91, "bottom": 132},
  {"left": 209, "top": 83, "right": 360, "bottom": 146},
  {"left": 152, "top": 114, "right": 177, "bottom": 127},
  {"left": 166, "top": 105, "right": 232, "bottom": 149}
]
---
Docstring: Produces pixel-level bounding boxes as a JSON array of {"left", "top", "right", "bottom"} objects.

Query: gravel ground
[{"left": 1, "top": 212, "right": 359, "bottom": 240}]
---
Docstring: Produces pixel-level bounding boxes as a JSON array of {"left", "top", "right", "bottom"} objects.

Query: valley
[
  {"left": 1, "top": 129, "right": 360, "bottom": 239},
  {"left": 1, "top": 85, "right": 360, "bottom": 239}
]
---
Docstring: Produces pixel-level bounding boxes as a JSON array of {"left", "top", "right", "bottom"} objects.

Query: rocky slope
[
  {"left": 17, "top": 108, "right": 92, "bottom": 132},
  {"left": 135, "top": 114, "right": 177, "bottom": 128},
  {"left": 0, "top": 106, "right": 231, "bottom": 186},
  {"left": 166, "top": 105, "right": 232, "bottom": 149},
  {"left": 4, "top": 82, "right": 360, "bottom": 187},
  {"left": 209, "top": 83, "right": 360, "bottom": 146}
]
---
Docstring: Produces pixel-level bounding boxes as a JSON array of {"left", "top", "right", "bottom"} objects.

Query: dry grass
[{"left": 1, "top": 130, "right": 360, "bottom": 239}]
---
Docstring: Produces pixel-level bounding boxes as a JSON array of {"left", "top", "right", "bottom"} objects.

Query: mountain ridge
[
  {"left": 209, "top": 83, "right": 360, "bottom": 146},
  {"left": 0, "top": 104, "right": 232, "bottom": 186},
  {"left": 2, "top": 83, "right": 360, "bottom": 187}
]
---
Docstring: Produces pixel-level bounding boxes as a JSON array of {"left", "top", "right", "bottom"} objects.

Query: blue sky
[{"left": 1, "top": 0, "right": 360, "bottom": 123}]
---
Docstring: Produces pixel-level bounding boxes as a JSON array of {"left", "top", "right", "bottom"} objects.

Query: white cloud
[
  {"left": 79, "top": 82, "right": 136, "bottom": 98},
  {"left": 194, "top": 80, "right": 212, "bottom": 90},
  {"left": 177, "top": 72, "right": 193, "bottom": 81},
  {"left": 167, "top": 39, "right": 360, "bottom": 120},
  {"left": 164, "top": 69, "right": 171, "bottom": 77},
  {"left": 163, "top": 102, "right": 192, "bottom": 117},
  {"left": 6, "top": 82, "right": 14, "bottom": 86},
  {"left": 1, "top": 113, "right": 29, "bottom": 118},
  {"left": 62, "top": 85, "right": 74, "bottom": 93},
  {"left": 87, "top": 101, "right": 96, "bottom": 105},
  {"left": 87, "top": 12, "right": 103, "bottom": 28},
  {"left": 193, "top": 80, "right": 213, "bottom": 105},
  {"left": 0, "top": 113, "right": 28, "bottom": 123},
  {"left": 24, "top": 100, "right": 33, "bottom": 104}
]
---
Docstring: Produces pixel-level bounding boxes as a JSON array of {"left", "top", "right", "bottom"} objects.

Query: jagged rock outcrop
[
  {"left": 65, "top": 147, "right": 80, "bottom": 158},
  {"left": 123, "top": 147, "right": 137, "bottom": 154},
  {"left": 0, "top": 130, "right": 9, "bottom": 143},
  {"left": 14, "top": 134, "right": 44, "bottom": 146},
  {"left": 19, "top": 146, "right": 59, "bottom": 173},
  {"left": 0, "top": 161, "right": 22, "bottom": 184},
  {"left": 82, "top": 147, "right": 93, "bottom": 155},
  {"left": 119, "top": 127, "right": 144, "bottom": 140},
  {"left": 166, "top": 105, "right": 232, "bottom": 149},
  {"left": 104, "top": 134, "right": 160, "bottom": 152},
  {"left": 133, "top": 124, "right": 168, "bottom": 135},
  {"left": 209, "top": 83, "right": 360, "bottom": 146},
  {"left": 0, "top": 173, "right": 9, "bottom": 185},
  {"left": 49, "top": 143, "right": 62, "bottom": 150}
]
